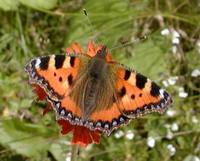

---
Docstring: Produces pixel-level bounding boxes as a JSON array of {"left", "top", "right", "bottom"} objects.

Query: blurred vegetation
[{"left": 0, "top": 0, "right": 200, "bottom": 161}]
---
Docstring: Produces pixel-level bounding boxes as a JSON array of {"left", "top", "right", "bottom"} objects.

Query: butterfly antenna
[
  {"left": 110, "top": 35, "right": 148, "bottom": 51},
  {"left": 83, "top": 9, "right": 99, "bottom": 43}
]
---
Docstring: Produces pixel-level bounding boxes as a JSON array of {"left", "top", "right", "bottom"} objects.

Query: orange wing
[
  {"left": 115, "top": 65, "right": 172, "bottom": 117},
  {"left": 25, "top": 54, "right": 88, "bottom": 101}
]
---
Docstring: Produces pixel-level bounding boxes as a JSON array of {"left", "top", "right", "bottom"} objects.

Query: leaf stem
[{"left": 71, "top": 145, "right": 79, "bottom": 161}]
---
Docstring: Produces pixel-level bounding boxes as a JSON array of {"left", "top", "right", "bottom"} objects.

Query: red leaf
[
  {"left": 58, "top": 120, "right": 73, "bottom": 135},
  {"left": 58, "top": 119, "right": 101, "bottom": 147},
  {"left": 32, "top": 84, "right": 47, "bottom": 101}
]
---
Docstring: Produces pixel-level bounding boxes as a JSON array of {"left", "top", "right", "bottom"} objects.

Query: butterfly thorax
[
  {"left": 70, "top": 47, "right": 117, "bottom": 120},
  {"left": 88, "top": 57, "right": 108, "bottom": 79}
]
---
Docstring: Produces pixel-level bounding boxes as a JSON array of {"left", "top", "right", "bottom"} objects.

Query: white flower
[
  {"left": 170, "top": 30, "right": 181, "bottom": 53},
  {"left": 172, "top": 45, "right": 177, "bottom": 54},
  {"left": 191, "top": 69, "right": 200, "bottom": 77},
  {"left": 166, "top": 109, "right": 176, "bottom": 117},
  {"left": 193, "top": 156, "right": 200, "bottom": 161},
  {"left": 168, "top": 76, "right": 178, "bottom": 85},
  {"left": 197, "top": 40, "right": 200, "bottom": 47},
  {"left": 172, "top": 37, "right": 180, "bottom": 44},
  {"left": 66, "top": 157, "right": 71, "bottom": 161},
  {"left": 178, "top": 87, "right": 188, "bottom": 98},
  {"left": 166, "top": 130, "right": 173, "bottom": 140},
  {"left": 171, "top": 123, "right": 179, "bottom": 132},
  {"left": 65, "top": 152, "right": 71, "bottom": 161},
  {"left": 167, "top": 144, "right": 176, "bottom": 156},
  {"left": 197, "top": 40, "right": 200, "bottom": 54},
  {"left": 172, "top": 30, "right": 180, "bottom": 38},
  {"left": 162, "top": 80, "right": 169, "bottom": 87},
  {"left": 147, "top": 137, "right": 156, "bottom": 148},
  {"left": 161, "top": 28, "right": 170, "bottom": 36},
  {"left": 192, "top": 116, "right": 198, "bottom": 124},
  {"left": 179, "top": 91, "right": 188, "bottom": 98},
  {"left": 114, "top": 130, "right": 124, "bottom": 139},
  {"left": 162, "top": 76, "right": 178, "bottom": 87},
  {"left": 125, "top": 130, "right": 134, "bottom": 140}
]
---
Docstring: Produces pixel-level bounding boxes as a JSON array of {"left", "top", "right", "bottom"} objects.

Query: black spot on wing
[
  {"left": 124, "top": 70, "right": 131, "bottom": 80},
  {"left": 70, "top": 57, "right": 75, "bottom": 67},
  {"left": 136, "top": 73, "right": 147, "bottom": 89},
  {"left": 150, "top": 82, "right": 160, "bottom": 97},
  {"left": 131, "top": 94, "right": 135, "bottom": 99},
  {"left": 40, "top": 56, "right": 50, "bottom": 70},
  {"left": 119, "top": 87, "right": 126, "bottom": 97},
  {"left": 68, "top": 74, "right": 73, "bottom": 85},
  {"left": 59, "top": 77, "right": 63, "bottom": 82},
  {"left": 55, "top": 55, "right": 65, "bottom": 69}
]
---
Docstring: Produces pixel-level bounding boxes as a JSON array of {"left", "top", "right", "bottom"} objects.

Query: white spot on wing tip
[
  {"left": 159, "top": 89, "right": 165, "bottom": 98},
  {"left": 35, "top": 59, "right": 41, "bottom": 68},
  {"left": 61, "top": 109, "right": 65, "bottom": 115}
]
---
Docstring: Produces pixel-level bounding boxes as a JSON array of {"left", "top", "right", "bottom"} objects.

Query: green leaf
[
  {"left": 49, "top": 141, "right": 67, "bottom": 161},
  {"left": 19, "top": 0, "right": 57, "bottom": 10},
  {"left": 0, "top": 0, "right": 19, "bottom": 11},
  {"left": 0, "top": 118, "right": 57, "bottom": 157}
]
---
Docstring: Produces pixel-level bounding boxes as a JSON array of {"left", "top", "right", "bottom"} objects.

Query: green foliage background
[{"left": 0, "top": 0, "right": 200, "bottom": 160}]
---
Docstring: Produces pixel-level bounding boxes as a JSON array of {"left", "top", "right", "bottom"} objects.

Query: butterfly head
[{"left": 95, "top": 45, "right": 107, "bottom": 59}]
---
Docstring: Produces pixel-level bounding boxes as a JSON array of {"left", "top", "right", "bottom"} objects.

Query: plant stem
[{"left": 71, "top": 145, "right": 79, "bottom": 161}]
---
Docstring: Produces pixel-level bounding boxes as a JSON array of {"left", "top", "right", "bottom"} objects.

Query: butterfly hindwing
[{"left": 48, "top": 95, "right": 129, "bottom": 135}]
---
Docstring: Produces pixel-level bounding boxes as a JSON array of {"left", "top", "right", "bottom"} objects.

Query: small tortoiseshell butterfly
[{"left": 25, "top": 41, "right": 172, "bottom": 135}]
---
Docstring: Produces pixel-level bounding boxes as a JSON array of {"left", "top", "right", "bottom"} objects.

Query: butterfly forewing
[
  {"left": 25, "top": 54, "right": 88, "bottom": 101},
  {"left": 115, "top": 64, "right": 172, "bottom": 118}
]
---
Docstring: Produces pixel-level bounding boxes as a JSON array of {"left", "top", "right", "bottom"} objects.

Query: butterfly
[{"left": 25, "top": 41, "right": 172, "bottom": 135}]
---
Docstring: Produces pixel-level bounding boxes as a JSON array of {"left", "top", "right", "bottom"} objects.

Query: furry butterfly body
[
  {"left": 70, "top": 46, "right": 117, "bottom": 120},
  {"left": 25, "top": 43, "right": 172, "bottom": 135}
]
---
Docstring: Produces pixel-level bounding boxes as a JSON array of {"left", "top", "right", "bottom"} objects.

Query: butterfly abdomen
[{"left": 82, "top": 78, "right": 99, "bottom": 119}]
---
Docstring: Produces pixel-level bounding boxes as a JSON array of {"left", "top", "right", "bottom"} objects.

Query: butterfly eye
[{"left": 96, "top": 46, "right": 107, "bottom": 58}]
